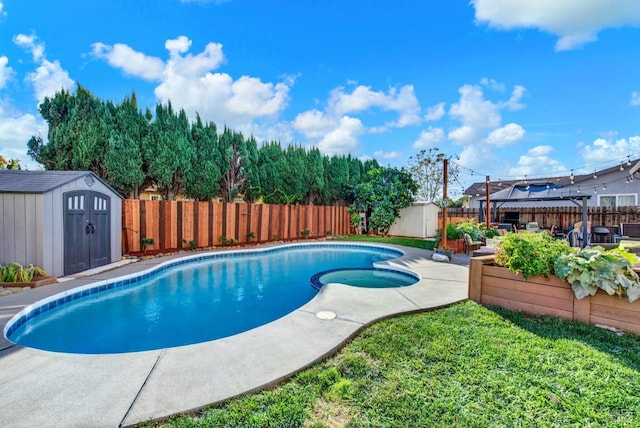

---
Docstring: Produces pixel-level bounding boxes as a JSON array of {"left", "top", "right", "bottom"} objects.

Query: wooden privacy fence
[
  {"left": 122, "top": 200, "right": 351, "bottom": 254},
  {"left": 445, "top": 206, "right": 640, "bottom": 230}
]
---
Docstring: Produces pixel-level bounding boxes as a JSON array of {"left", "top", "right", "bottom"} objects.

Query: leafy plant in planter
[
  {"left": 495, "top": 232, "right": 571, "bottom": 280},
  {"left": 554, "top": 247, "right": 640, "bottom": 302},
  {"left": 301, "top": 228, "right": 311, "bottom": 239},
  {"left": 0, "top": 263, "right": 48, "bottom": 283}
]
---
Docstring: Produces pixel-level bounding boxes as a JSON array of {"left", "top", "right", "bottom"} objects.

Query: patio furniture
[
  {"left": 463, "top": 233, "right": 483, "bottom": 254},
  {"left": 592, "top": 226, "right": 610, "bottom": 243}
]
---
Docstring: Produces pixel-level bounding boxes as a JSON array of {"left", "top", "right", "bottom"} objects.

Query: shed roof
[{"left": 0, "top": 170, "right": 120, "bottom": 196}]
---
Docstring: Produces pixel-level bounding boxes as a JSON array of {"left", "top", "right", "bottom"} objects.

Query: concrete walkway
[{"left": 0, "top": 243, "right": 469, "bottom": 427}]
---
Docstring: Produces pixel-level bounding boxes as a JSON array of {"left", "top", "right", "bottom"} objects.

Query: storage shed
[
  {"left": 0, "top": 170, "right": 122, "bottom": 277},
  {"left": 388, "top": 201, "right": 440, "bottom": 238}
]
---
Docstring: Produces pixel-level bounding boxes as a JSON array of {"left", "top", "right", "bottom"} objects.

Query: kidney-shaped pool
[{"left": 4, "top": 243, "right": 416, "bottom": 354}]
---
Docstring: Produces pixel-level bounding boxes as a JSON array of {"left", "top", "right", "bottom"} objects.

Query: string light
[
  {"left": 627, "top": 156, "right": 632, "bottom": 166},
  {"left": 603, "top": 183, "right": 607, "bottom": 191},
  {"left": 593, "top": 171, "right": 597, "bottom": 179},
  {"left": 593, "top": 187, "right": 597, "bottom": 193},
  {"left": 620, "top": 163, "right": 625, "bottom": 171}
]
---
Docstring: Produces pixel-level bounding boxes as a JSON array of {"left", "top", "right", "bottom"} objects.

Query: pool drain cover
[{"left": 316, "top": 311, "right": 337, "bottom": 320}]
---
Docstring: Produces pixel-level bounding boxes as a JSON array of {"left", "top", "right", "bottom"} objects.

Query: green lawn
[
  {"left": 332, "top": 234, "right": 437, "bottom": 251},
  {"left": 158, "top": 301, "right": 640, "bottom": 427}
]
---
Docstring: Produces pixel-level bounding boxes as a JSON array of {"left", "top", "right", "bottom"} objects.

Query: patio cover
[{"left": 478, "top": 184, "right": 591, "bottom": 247}]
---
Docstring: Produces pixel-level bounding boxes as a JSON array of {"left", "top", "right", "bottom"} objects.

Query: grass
[
  {"left": 156, "top": 301, "right": 640, "bottom": 427},
  {"left": 332, "top": 234, "right": 437, "bottom": 251}
]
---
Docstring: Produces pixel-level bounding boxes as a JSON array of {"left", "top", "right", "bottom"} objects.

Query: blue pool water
[
  {"left": 5, "top": 244, "right": 405, "bottom": 354},
  {"left": 311, "top": 268, "right": 418, "bottom": 290}
]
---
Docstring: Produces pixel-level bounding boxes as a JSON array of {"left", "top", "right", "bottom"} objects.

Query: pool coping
[{"left": 0, "top": 242, "right": 469, "bottom": 427}]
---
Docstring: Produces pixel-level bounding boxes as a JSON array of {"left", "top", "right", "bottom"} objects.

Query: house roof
[
  {"left": 0, "top": 170, "right": 121, "bottom": 197},
  {"left": 478, "top": 184, "right": 591, "bottom": 203},
  {"left": 464, "top": 158, "right": 640, "bottom": 197}
]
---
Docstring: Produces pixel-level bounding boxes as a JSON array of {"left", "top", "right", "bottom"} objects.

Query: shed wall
[
  {"left": 388, "top": 203, "right": 439, "bottom": 238},
  {"left": 0, "top": 193, "right": 46, "bottom": 272}
]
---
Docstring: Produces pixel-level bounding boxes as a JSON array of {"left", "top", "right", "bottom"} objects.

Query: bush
[
  {"left": 446, "top": 223, "right": 463, "bottom": 240},
  {"left": 495, "top": 232, "right": 571, "bottom": 280}
]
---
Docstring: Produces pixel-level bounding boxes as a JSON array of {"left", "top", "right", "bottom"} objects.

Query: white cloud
[
  {"left": 327, "top": 84, "right": 422, "bottom": 128},
  {"left": 92, "top": 42, "right": 165, "bottom": 81},
  {"left": 0, "top": 56, "right": 14, "bottom": 89},
  {"left": 26, "top": 59, "right": 74, "bottom": 103},
  {"left": 481, "top": 77, "right": 505, "bottom": 92},
  {"left": 581, "top": 136, "right": 640, "bottom": 165},
  {"left": 0, "top": 100, "right": 47, "bottom": 168},
  {"left": 486, "top": 123, "right": 525, "bottom": 146},
  {"left": 504, "top": 85, "right": 526, "bottom": 111},
  {"left": 508, "top": 145, "right": 566, "bottom": 176},
  {"left": 448, "top": 84, "right": 501, "bottom": 144},
  {"left": 631, "top": 91, "right": 640, "bottom": 106},
  {"left": 0, "top": 2, "right": 6, "bottom": 18},
  {"left": 447, "top": 82, "right": 526, "bottom": 145},
  {"left": 317, "top": 116, "right": 365, "bottom": 155},
  {"left": 412, "top": 126, "right": 445, "bottom": 148},
  {"left": 425, "top": 102, "right": 445, "bottom": 121},
  {"left": 14, "top": 33, "right": 73, "bottom": 102},
  {"left": 292, "top": 109, "right": 336, "bottom": 139},
  {"left": 374, "top": 150, "right": 402, "bottom": 160},
  {"left": 471, "top": 0, "right": 640, "bottom": 51},
  {"left": 13, "top": 33, "right": 45, "bottom": 61},
  {"left": 94, "top": 36, "right": 290, "bottom": 131}
]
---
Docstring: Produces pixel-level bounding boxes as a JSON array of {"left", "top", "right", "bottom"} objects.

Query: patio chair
[{"left": 463, "top": 233, "right": 483, "bottom": 254}]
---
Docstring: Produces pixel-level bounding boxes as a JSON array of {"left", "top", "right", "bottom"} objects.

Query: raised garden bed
[
  {"left": 0, "top": 276, "right": 57, "bottom": 289},
  {"left": 468, "top": 255, "right": 640, "bottom": 335}
]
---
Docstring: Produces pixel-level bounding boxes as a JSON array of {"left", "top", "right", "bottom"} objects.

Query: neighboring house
[
  {"left": 465, "top": 159, "right": 640, "bottom": 209},
  {"left": 139, "top": 184, "right": 245, "bottom": 203}
]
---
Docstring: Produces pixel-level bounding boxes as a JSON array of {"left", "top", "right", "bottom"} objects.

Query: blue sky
[{"left": 1, "top": 0, "right": 640, "bottom": 195}]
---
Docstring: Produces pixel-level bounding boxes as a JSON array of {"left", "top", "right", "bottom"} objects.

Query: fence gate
[{"left": 63, "top": 191, "right": 111, "bottom": 275}]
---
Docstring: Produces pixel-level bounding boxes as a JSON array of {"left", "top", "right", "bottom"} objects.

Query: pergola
[{"left": 478, "top": 184, "right": 591, "bottom": 248}]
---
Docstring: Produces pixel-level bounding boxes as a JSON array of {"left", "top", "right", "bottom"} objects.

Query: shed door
[{"left": 64, "top": 191, "right": 111, "bottom": 275}]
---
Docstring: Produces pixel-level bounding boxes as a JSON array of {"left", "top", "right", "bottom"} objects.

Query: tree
[
  {"left": 257, "top": 141, "right": 289, "bottom": 203},
  {"left": 143, "top": 102, "right": 195, "bottom": 200},
  {"left": 352, "top": 166, "right": 417, "bottom": 235},
  {"left": 183, "top": 115, "right": 222, "bottom": 201},
  {"left": 103, "top": 94, "right": 147, "bottom": 197},
  {"left": 407, "top": 147, "right": 459, "bottom": 202}
]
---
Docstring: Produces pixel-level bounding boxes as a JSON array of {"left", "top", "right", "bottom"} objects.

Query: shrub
[
  {"left": 456, "top": 220, "right": 482, "bottom": 240},
  {"left": 301, "top": 228, "right": 311, "bottom": 239},
  {"left": 494, "top": 232, "right": 571, "bottom": 280},
  {"left": 246, "top": 231, "right": 256, "bottom": 242},
  {"left": 139, "top": 237, "right": 154, "bottom": 253},
  {"left": 446, "top": 223, "right": 463, "bottom": 240},
  {"left": 554, "top": 246, "right": 640, "bottom": 302},
  {"left": 0, "top": 263, "right": 48, "bottom": 282}
]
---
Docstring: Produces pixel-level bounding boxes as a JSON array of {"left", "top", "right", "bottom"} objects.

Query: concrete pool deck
[{"left": 0, "top": 243, "right": 469, "bottom": 427}]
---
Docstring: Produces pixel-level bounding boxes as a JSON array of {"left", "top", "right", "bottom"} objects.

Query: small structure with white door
[
  {"left": 0, "top": 170, "right": 122, "bottom": 277},
  {"left": 388, "top": 201, "right": 440, "bottom": 238}
]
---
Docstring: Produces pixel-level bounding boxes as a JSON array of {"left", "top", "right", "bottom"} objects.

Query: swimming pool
[{"left": 5, "top": 244, "right": 412, "bottom": 354}]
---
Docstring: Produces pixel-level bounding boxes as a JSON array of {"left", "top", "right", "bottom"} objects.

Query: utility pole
[
  {"left": 485, "top": 176, "right": 491, "bottom": 224},
  {"left": 442, "top": 159, "right": 448, "bottom": 249}
]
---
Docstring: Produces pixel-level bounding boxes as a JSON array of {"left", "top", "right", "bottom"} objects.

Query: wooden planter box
[
  {"left": 0, "top": 276, "right": 57, "bottom": 289},
  {"left": 468, "top": 255, "right": 640, "bottom": 335}
]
